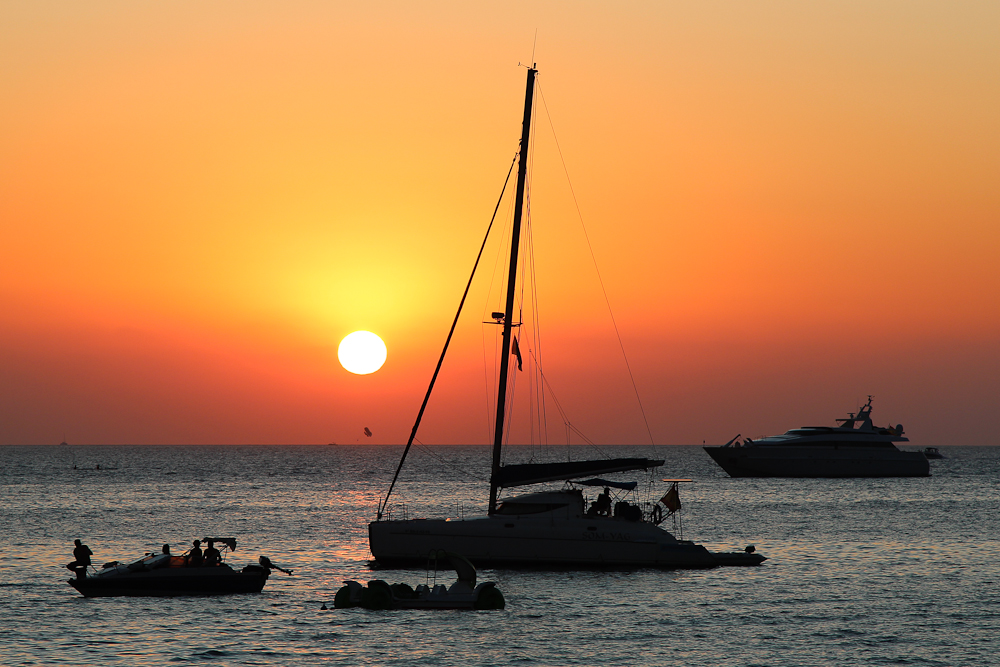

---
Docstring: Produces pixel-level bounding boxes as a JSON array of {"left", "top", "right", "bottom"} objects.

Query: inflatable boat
[{"left": 68, "top": 538, "right": 290, "bottom": 597}]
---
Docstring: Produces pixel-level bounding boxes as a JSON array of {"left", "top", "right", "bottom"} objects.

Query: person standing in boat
[
  {"left": 66, "top": 539, "right": 93, "bottom": 579},
  {"left": 185, "top": 540, "right": 204, "bottom": 567},
  {"left": 203, "top": 540, "right": 221, "bottom": 567}
]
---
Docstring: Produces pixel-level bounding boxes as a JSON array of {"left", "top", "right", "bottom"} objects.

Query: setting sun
[{"left": 337, "top": 331, "right": 387, "bottom": 375}]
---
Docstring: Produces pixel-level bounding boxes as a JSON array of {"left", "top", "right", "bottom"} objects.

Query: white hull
[
  {"left": 369, "top": 513, "right": 721, "bottom": 568},
  {"left": 704, "top": 446, "right": 929, "bottom": 477}
]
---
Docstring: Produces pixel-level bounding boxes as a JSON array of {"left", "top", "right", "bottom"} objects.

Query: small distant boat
[
  {"left": 68, "top": 538, "right": 290, "bottom": 597},
  {"left": 704, "top": 397, "right": 929, "bottom": 478},
  {"left": 923, "top": 447, "right": 944, "bottom": 459},
  {"left": 334, "top": 551, "right": 504, "bottom": 610}
]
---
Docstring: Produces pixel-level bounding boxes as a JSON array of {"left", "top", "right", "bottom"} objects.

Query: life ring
[{"left": 651, "top": 504, "right": 663, "bottom": 525}]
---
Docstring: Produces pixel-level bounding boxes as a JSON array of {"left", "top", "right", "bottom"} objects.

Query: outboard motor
[{"left": 259, "top": 556, "right": 293, "bottom": 575}]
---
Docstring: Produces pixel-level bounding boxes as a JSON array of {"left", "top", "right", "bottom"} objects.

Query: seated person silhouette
[
  {"left": 592, "top": 487, "right": 612, "bottom": 516},
  {"left": 203, "top": 540, "right": 221, "bottom": 567},
  {"left": 185, "top": 540, "right": 204, "bottom": 567}
]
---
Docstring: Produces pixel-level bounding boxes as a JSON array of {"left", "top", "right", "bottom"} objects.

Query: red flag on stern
[{"left": 660, "top": 485, "right": 681, "bottom": 515}]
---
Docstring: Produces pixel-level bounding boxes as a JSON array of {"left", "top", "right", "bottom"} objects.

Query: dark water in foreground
[{"left": 1, "top": 444, "right": 997, "bottom": 666}]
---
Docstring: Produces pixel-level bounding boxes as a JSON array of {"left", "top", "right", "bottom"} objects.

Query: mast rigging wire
[
  {"left": 481, "top": 165, "right": 520, "bottom": 443},
  {"left": 377, "top": 152, "right": 518, "bottom": 519},
  {"left": 412, "top": 440, "right": 489, "bottom": 483},
  {"left": 536, "top": 81, "right": 656, "bottom": 447}
]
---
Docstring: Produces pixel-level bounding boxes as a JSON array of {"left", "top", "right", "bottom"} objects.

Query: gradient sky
[{"left": 2, "top": 1, "right": 998, "bottom": 446}]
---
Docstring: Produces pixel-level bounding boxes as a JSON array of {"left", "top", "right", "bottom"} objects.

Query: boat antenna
[
  {"left": 489, "top": 65, "right": 537, "bottom": 515},
  {"left": 376, "top": 153, "right": 518, "bottom": 520}
]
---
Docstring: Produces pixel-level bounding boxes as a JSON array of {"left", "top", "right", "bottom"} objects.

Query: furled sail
[
  {"left": 573, "top": 478, "right": 638, "bottom": 490},
  {"left": 494, "top": 458, "right": 664, "bottom": 489}
]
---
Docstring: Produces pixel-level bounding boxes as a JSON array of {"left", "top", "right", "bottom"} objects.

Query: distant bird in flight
[{"left": 364, "top": 427, "right": 372, "bottom": 437}]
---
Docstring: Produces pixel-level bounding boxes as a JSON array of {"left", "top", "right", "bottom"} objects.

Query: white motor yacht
[{"left": 704, "top": 396, "right": 929, "bottom": 477}]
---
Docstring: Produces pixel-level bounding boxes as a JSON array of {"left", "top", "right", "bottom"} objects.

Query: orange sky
[{"left": 2, "top": 1, "right": 998, "bottom": 446}]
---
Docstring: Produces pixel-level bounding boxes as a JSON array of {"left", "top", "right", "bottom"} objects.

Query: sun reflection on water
[{"left": 1, "top": 444, "right": 998, "bottom": 666}]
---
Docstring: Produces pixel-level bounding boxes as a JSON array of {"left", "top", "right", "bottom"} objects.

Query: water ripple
[{"left": 1, "top": 445, "right": 998, "bottom": 666}]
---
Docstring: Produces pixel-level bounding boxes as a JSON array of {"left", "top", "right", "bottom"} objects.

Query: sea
[{"left": 1, "top": 444, "right": 997, "bottom": 667}]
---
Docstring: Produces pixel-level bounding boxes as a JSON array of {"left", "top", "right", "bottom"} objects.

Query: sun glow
[{"left": 338, "top": 331, "right": 387, "bottom": 375}]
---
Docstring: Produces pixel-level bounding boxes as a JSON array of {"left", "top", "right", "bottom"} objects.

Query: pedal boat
[{"left": 334, "top": 551, "right": 505, "bottom": 610}]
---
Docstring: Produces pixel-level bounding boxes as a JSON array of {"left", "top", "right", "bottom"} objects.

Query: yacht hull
[
  {"left": 369, "top": 514, "right": 761, "bottom": 568},
  {"left": 703, "top": 446, "right": 930, "bottom": 478}
]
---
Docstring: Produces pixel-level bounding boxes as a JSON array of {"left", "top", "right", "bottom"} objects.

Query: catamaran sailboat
[{"left": 368, "top": 65, "right": 764, "bottom": 568}]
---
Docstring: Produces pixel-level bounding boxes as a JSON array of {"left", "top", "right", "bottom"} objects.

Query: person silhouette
[
  {"left": 186, "top": 540, "right": 203, "bottom": 567},
  {"left": 203, "top": 540, "right": 221, "bottom": 567},
  {"left": 594, "top": 487, "right": 612, "bottom": 516},
  {"left": 66, "top": 539, "right": 93, "bottom": 579}
]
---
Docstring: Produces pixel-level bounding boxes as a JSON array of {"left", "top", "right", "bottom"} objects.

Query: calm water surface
[{"left": 1, "top": 444, "right": 997, "bottom": 666}]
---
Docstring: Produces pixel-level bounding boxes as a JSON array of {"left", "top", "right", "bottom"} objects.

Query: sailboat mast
[{"left": 489, "top": 65, "right": 537, "bottom": 515}]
